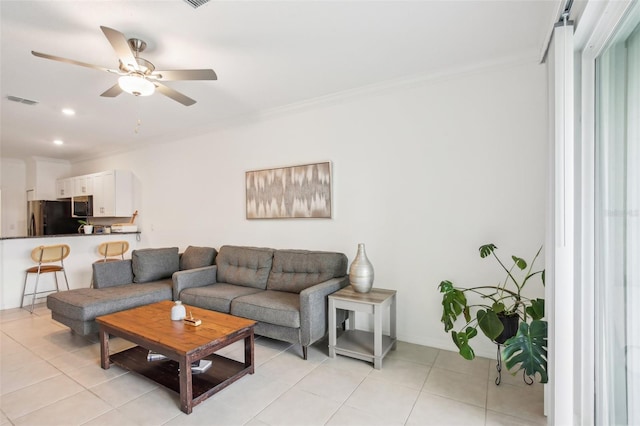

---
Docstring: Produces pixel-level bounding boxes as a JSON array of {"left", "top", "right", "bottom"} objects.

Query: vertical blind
[{"left": 595, "top": 7, "right": 640, "bottom": 425}]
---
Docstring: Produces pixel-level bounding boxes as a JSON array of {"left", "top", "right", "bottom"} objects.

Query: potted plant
[
  {"left": 77, "top": 219, "right": 93, "bottom": 234},
  {"left": 438, "top": 243, "right": 547, "bottom": 383}
]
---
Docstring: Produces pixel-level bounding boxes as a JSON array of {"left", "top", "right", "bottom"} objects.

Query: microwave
[{"left": 72, "top": 196, "right": 93, "bottom": 217}]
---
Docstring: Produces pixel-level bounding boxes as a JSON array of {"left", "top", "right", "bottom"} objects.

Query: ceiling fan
[{"left": 31, "top": 26, "right": 217, "bottom": 106}]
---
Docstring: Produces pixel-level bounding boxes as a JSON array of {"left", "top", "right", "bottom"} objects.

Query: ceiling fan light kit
[
  {"left": 118, "top": 75, "right": 155, "bottom": 97},
  {"left": 31, "top": 26, "right": 217, "bottom": 106}
]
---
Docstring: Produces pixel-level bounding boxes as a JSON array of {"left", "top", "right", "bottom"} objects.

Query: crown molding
[{"left": 71, "top": 51, "right": 541, "bottom": 164}]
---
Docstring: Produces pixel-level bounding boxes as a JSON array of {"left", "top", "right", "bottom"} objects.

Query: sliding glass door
[{"left": 595, "top": 5, "right": 640, "bottom": 425}]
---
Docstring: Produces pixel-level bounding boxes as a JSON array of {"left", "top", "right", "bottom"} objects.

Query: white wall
[
  {"left": 26, "top": 157, "right": 71, "bottom": 201},
  {"left": 1, "top": 158, "right": 27, "bottom": 237},
  {"left": 71, "top": 59, "right": 548, "bottom": 357}
]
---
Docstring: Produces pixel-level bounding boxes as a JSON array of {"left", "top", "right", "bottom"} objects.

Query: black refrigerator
[{"left": 27, "top": 200, "right": 79, "bottom": 236}]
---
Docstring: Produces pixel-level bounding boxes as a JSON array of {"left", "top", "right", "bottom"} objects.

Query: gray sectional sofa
[
  {"left": 47, "top": 246, "right": 213, "bottom": 335},
  {"left": 47, "top": 245, "right": 349, "bottom": 359}
]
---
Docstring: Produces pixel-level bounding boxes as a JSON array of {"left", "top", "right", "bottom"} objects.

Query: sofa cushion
[
  {"left": 47, "top": 280, "right": 173, "bottom": 321},
  {"left": 132, "top": 247, "right": 179, "bottom": 283},
  {"left": 216, "top": 246, "right": 274, "bottom": 289},
  {"left": 180, "top": 283, "right": 263, "bottom": 313},
  {"left": 231, "top": 290, "right": 300, "bottom": 328},
  {"left": 267, "top": 249, "right": 348, "bottom": 293},
  {"left": 180, "top": 246, "right": 217, "bottom": 271},
  {"left": 93, "top": 259, "right": 134, "bottom": 289}
]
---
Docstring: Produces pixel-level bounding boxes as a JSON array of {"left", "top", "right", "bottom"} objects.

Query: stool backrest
[
  {"left": 31, "top": 245, "right": 70, "bottom": 264},
  {"left": 98, "top": 241, "right": 129, "bottom": 258}
]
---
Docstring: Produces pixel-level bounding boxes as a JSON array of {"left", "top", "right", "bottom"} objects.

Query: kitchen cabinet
[
  {"left": 27, "top": 158, "right": 69, "bottom": 201},
  {"left": 74, "top": 175, "right": 94, "bottom": 196},
  {"left": 55, "top": 178, "right": 73, "bottom": 199},
  {"left": 92, "top": 170, "right": 133, "bottom": 217},
  {"left": 59, "top": 174, "right": 95, "bottom": 198}
]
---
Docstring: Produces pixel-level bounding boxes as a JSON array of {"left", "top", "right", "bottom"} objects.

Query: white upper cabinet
[
  {"left": 92, "top": 170, "right": 133, "bottom": 217},
  {"left": 55, "top": 178, "right": 73, "bottom": 199},
  {"left": 57, "top": 170, "right": 133, "bottom": 217},
  {"left": 73, "top": 174, "right": 94, "bottom": 196}
]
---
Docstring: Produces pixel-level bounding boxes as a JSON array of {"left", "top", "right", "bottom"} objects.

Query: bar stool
[
  {"left": 90, "top": 241, "right": 129, "bottom": 287},
  {"left": 96, "top": 240, "right": 129, "bottom": 262},
  {"left": 21, "top": 244, "right": 70, "bottom": 313}
]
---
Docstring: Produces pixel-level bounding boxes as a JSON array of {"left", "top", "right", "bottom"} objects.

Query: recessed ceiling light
[
  {"left": 53, "top": 139, "right": 64, "bottom": 145},
  {"left": 62, "top": 108, "right": 75, "bottom": 116}
]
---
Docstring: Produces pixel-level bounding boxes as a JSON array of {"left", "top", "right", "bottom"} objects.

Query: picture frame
[{"left": 246, "top": 162, "right": 332, "bottom": 219}]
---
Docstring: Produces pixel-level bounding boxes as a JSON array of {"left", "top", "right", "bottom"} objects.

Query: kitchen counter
[
  {"left": 0, "top": 233, "right": 140, "bottom": 310},
  {"left": 0, "top": 232, "right": 140, "bottom": 241}
]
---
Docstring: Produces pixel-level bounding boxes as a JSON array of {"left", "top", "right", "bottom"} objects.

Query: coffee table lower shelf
[{"left": 110, "top": 346, "right": 251, "bottom": 402}]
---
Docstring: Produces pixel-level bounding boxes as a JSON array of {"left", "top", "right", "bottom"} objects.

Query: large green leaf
[
  {"left": 492, "top": 301, "right": 506, "bottom": 314},
  {"left": 525, "top": 298, "right": 545, "bottom": 320},
  {"left": 451, "top": 331, "right": 475, "bottom": 360},
  {"left": 459, "top": 343, "right": 474, "bottom": 360},
  {"left": 502, "top": 320, "right": 548, "bottom": 383},
  {"left": 439, "top": 280, "right": 455, "bottom": 293},
  {"left": 511, "top": 255, "right": 527, "bottom": 270},
  {"left": 439, "top": 281, "right": 467, "bottom": 332},
  {"left": 465, "top": 326, "right": 478, "bottom": 339},
  {"left": 451, "top": 331, "right": 460, "bottom": 348},
  {"left": 463, "top": 306, "right": 471, "bottom": 323},
  {"left": 477, "top": 309, "right": 503, "bottom": 340},
  {"left": 479, "top": 244, "right": 497, "bottom": 258}
]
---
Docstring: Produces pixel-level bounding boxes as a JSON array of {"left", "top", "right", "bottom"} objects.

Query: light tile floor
[{"left": 0, "top": 304, "right": 546, "bottom": 426}]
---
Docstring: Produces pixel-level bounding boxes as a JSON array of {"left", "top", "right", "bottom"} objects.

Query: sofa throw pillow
[
  {"left": 180, "top": 246, "right": 217, "bottom": 270},
  {"left": 267, "top": 249, "right": 348, "bottom": 293},
  {"left": 132, "top": 247, "right": 179, "bottom": 283}
]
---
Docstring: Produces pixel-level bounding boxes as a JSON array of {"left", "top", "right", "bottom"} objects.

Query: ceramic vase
[
  {"left": 349, "top": 243, "right": 374, "bottom": 293},
  {"left": 171, "top": 300, "right": 186, "bottom": 321}
]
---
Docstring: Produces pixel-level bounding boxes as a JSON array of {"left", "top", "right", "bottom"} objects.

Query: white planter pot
[{"left": 83, "top": 225, "right": 93, "bottom": 234}]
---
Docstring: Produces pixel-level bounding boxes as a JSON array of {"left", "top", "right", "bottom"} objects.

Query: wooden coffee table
[{"left": 96, "top": 301, "right": 256, "bottom": 414}]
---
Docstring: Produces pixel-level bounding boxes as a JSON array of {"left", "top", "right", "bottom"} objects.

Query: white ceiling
[{"left": 0, "top": 0, "right": 561, "bottom": 162}]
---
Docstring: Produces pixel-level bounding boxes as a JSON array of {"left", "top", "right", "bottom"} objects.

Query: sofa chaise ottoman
[
  {"left": 173, "top": 245, "right": 349, "bottom": 359},
  {"left": 47, "top": 246, "right": 216, "bottom": 335}
]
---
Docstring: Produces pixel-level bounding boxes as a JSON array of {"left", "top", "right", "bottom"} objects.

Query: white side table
[{"left": 328, "top": 287, "right": 397, "bottom": 369}]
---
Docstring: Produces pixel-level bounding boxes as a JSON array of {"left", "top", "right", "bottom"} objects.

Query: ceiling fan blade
[
  {"left": 152, "top": 69, "right": 217, "bottom": 81},
  {"left": 100, "top": 26, "right": 139, "bottom": 71},
  {"left": 154, "top": 82, "right": 196, "bottom": 106},
  {"left": 31, "top": 51, "right": 113, "bottom": 73},
  {"left": 100, "top": 84, "right": 123, "bottom": 98}
]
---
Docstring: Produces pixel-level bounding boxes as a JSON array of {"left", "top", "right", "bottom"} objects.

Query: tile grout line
[
  {"left": 321, "top": 358, "right": 370, "bottom": 426},
  {"left": 484, "top": 358, "right": 491, "bottom": 426},
  {"left": 402, "top": 351, "right": 438, "bottom": 425},
  {"left": 248, "top": 350, "right": 328, "bottom": 424}
]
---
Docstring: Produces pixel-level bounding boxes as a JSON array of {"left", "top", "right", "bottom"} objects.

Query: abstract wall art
[{"left": 246, "top": 162, "right": 332, "bottom": 219}]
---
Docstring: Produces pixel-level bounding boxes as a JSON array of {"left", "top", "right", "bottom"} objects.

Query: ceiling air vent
[
  {"left": 183, "top": 0, "right": 210, "bottom": 8},
  {"left": 7, "top": 95, "right": 39, "bottom": 106}
]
